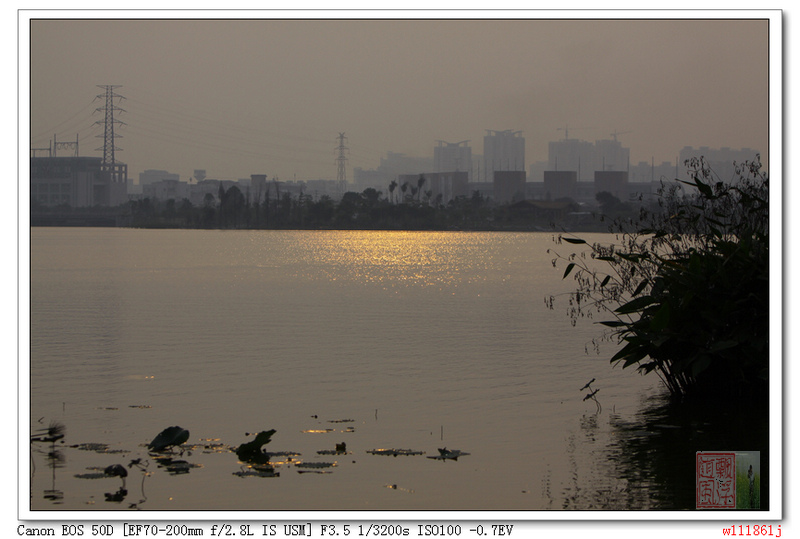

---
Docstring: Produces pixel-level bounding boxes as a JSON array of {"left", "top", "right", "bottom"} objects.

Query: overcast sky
[{"left": 26, "top": 14, "right": 772, "bottom": 184}]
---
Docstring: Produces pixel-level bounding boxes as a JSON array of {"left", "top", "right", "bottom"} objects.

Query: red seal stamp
[{"left": 696, "top": 452, "right": 736, "bottom": 508}]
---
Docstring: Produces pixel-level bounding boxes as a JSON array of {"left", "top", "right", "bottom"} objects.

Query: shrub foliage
[{"left": 548, "top": 157, "right": 769, "bottom": 403}]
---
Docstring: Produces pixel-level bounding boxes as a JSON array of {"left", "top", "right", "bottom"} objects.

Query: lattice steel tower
[
  {"left": 95, "top": 85, "right": 126, "bottom": 166},
  {"left": 93, "top": 85, "right": 128, "bottom": 196},
  {"left": 336, "top": 132, "right": 348, "bottom": 188}
]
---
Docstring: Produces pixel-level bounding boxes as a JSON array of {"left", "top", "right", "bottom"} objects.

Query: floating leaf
[
  {"left": 366, "top": 448, "right": 425, "bottom": 457},
  {"left": 563, "top": 237, "right": 586, "bottom": 245}
]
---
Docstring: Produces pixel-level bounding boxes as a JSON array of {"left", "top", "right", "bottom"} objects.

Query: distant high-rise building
[
  {"left": 484, "top": 130, "right": 525, "bottom": 179},
  {"left": 548, "top": 138, "right": 594, "bottom": 181},
  {"left": 548, "top": 135, "right": 632, "bottom": 181},
  {"left": 594, "top": 138, "right": 630, "bottom": 173},
  {"left": 353, "top": 151, "right": 434, "bottom": 192},
  {"left": 397, "top": 171, "right": 469, "bottom": 204},
  {"left": 434, "top": 140, "right": 472, "bottom": 176},
  {"left": 629, "top": 159, "right": 679, "bottom": 185}
]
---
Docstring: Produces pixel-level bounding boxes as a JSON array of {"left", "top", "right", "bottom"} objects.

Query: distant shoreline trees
[{"left": 32, "top": 183, "right": 616, "bottom": 232}]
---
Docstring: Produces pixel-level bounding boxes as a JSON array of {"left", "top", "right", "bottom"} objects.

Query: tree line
[{"left": 58, "top": 181, "right": 620, "bottom": 232}]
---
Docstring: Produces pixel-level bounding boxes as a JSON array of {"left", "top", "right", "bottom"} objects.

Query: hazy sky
[{"left": 26, "top": 14, "right": 772, "bottom": 184}]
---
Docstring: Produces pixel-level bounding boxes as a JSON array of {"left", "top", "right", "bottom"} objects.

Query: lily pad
[
  {"left": 233, "top": 467, "right": 279, "bottom": 478},
  {"left": 366, "top": 448, "right": 425, "bottom": 457},
  {"left": 296, "top": 461, "right": 337, "bottom": 469}
]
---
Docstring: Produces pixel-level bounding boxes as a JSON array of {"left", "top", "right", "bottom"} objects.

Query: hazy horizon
[{"left": 27, "top": 14, "right": 772, "bottom": 184}]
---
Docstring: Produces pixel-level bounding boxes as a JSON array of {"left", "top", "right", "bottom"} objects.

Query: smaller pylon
[{"left": 336, "top": 132, "right": 348, "bottom": 184}]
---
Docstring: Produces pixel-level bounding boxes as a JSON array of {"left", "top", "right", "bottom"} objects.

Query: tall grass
[{"left": 736, "top": 471, "right": 760, "bottom": 509}]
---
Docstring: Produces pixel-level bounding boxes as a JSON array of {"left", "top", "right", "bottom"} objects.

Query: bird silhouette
[
  {"left": 147, "top": 426, "right": 190, "bottom": 453},
  {"left": 104, "top": 464, "right": 128, "bottom": 487}
]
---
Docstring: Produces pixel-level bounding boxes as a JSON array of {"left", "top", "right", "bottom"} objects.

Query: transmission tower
[
  {"left": 335, "top": 132, "right": 348, "bottom": 191},
  {"left": 94, "top": 85, "right": 126, "bottom": 165},
  {"left": 93, "top": 85, "right": 128, "bottom": 192}
]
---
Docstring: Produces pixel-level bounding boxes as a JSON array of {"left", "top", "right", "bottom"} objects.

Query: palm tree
[{"left": 388, "top": 180, "right": 397, "bottom": 205}]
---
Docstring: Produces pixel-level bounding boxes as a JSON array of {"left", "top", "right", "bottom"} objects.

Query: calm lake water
[{"left": 27, "top": 228, "right": 767, "bottom": 513}]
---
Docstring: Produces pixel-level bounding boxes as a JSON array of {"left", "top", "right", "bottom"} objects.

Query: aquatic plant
[
  {"left": 31, "top": 421, "right": 65, "bottom": 444},
  {"left": 236, "top": 430, "right": 277, "bottom": 464},
  {"left": 548, "top": 157, "right": 769, "bottom": 404}
]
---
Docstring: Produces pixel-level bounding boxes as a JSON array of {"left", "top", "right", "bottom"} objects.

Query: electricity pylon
[
  {"left": 336, "top": 132, "right": 348, "bottom": 195},
  {"left": 94, "top": 85, "right": 126, "bottom": 165}
]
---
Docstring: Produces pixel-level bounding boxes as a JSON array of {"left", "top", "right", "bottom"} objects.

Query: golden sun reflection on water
[{"left": 295, "top": 230, "right": 493, "bottom": 288}]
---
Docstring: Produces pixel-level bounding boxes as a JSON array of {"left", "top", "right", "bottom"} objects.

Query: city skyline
[{"left": 26, "top": 14, "right": 773, "bottom": 183}]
